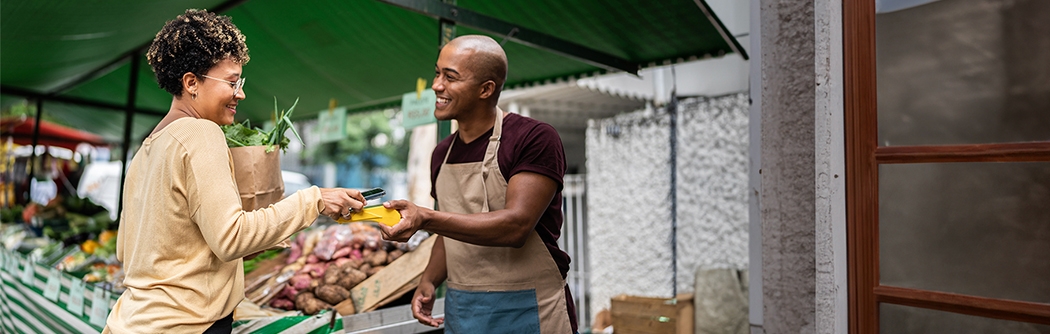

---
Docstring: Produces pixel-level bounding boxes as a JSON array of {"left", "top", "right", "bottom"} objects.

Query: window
[{"left": 845, "top": 0, "right": 1050, "bottom": 332}]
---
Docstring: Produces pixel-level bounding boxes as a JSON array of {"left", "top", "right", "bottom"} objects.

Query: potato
[
  {"left": 367, "top": 250, "right": 388, "bottom": 267},
  {"left": 366, "top": 265, "right": 385, "bottom": 276},
  {"left": 315, "top": 285, "right": 351, "bottom": 304},
  {"left": 295, "top": 292, "right": 331, "bottom": 315},
  {"left": 337, "top": 268, "right": 368, "bottom": 290},
  {"left": 387, "top": 249, "right": 404, "bottom": 263}
]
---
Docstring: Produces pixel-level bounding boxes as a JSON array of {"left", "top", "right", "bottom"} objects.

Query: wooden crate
[
  {"left": 611, "top": 293, "right": 694, "bottom": 334},
  {"left": 334, "top": 234, "right": 437, "bottom": 315}
]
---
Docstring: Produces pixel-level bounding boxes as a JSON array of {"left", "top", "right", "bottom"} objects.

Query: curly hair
[{"left": 146, "top": 9, "right": 250, "bottom": 96}]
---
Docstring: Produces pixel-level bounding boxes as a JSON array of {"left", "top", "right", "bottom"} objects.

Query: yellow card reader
[{"left": 337, "top": 205, "right": 401, "bottom": 227}]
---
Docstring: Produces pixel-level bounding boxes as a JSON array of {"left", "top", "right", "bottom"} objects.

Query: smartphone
[{"left": 361, "top": 187, "right": 386, "bottom": 201}]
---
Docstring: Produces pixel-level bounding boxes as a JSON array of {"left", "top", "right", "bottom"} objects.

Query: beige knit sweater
[{"left": 103, "top": 118, "right": 322, "bottom": 333}]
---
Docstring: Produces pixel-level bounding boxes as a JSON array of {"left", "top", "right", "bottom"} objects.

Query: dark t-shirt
[{"left": 430, "top": 112, "right": 577, "bottom": 330}]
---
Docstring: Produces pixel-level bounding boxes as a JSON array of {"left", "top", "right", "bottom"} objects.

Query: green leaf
[{"left": 221, "top": 96, "right": 301, "bottom": 150}]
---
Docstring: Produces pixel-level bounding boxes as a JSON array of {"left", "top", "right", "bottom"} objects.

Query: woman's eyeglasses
[{"left": 200, "top": 75, "right": 245, "bottom": 96}]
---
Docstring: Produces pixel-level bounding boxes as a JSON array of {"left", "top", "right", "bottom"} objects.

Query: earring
[{"left": 191, "top": 93, "right": 197, "bottom": 101}]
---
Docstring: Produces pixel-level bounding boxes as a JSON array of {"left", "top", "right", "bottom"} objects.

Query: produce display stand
[
  {"left": 230, "top": 298, "right": 445, "bottom": 334},
  {"left": 0, "top": 246, "right": 440, "bottom": 334},
  {"left": 0, "top": 247, "right": 118, "bottom": 333},
  {"left": 341, "top": 297, "right": 444, "bottom": 334},
  {"left": 232, "top": 310, "right": 347, "bottom": 334}
]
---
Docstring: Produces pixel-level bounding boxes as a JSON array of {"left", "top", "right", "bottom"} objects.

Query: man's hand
[
  {"left": 378, "top": 200, "right": 428, "bottom": 242},
  {"left": 412, "top": 279, "right": 444, "bottom": 327}
]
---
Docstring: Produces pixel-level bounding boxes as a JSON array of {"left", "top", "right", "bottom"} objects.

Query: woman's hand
[{"left": 318, "top": 188, "right": 366, "bottom": 220}]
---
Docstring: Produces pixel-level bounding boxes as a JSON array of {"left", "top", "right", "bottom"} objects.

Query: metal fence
[{"left": 560, "top": 174, "right": 590, "bottom": 329}]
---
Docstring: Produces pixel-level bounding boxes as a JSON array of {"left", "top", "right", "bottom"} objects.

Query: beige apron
[{"left": 436, "top": 110, "right": 572, "bottom": 333}]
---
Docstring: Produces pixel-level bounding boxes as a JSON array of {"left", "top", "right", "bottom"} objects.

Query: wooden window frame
[{"left": 843, "top": 0, "right": 1050, "bottom": 333}]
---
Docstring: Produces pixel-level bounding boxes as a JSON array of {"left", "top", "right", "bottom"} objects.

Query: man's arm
[{"left": 381, "top": 171, "right": 558, "bottom": 247}]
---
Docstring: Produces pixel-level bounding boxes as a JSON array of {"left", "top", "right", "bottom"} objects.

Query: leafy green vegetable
[
  {"left": 221, "top": 97, "right": 304, "bottom": 153},
  {"left": 243, "top": 248, "right": 284, "bottom": 274}
]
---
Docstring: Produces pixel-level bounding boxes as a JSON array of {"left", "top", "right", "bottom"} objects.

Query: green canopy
[{"left": 1, "top": 0, "right": 744, "bottom": 142}]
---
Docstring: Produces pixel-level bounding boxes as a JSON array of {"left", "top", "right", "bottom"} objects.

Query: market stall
[
  {"left": 3, "top": 0, "right": 746, "bottom": 331},
  {"left": 0, "top": 221, "right": 438, "bottom": 333},
  {"left": 1, "top": 117, "right": 108, "bottom": 151}
]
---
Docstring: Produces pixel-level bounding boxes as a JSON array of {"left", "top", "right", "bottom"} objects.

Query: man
[{"left": 380, "top": 35, "right": 576, "bottom": 333}]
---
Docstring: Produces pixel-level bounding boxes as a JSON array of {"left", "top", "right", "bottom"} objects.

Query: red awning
[{"left": 1, "top": 116, "right": 109, "bottom": 150}]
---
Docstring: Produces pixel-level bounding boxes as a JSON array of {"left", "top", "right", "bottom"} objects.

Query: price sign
[
  {"left": 317, "top": 107, "right": 348, "bottom": 143},
  {"left": 44, "top": 269, "right": 63, "bottom": 301},
  {"left": 89, "top": 287, "right": 109, "bottom": 327},
  {"left": 20, "top": 258, "right": 35, "bottom": 284},
  {"left": 401, "top": 89, "right": 437, "bottom": 129},
  {"left": 11, "top": 254, "right": 20, "bottom": 273},
  {"left": 4, "top": 252, "right": 13, "bottom": 273},
  {"left": 67, "top": 279, "right": 86, "bottom": 316}
]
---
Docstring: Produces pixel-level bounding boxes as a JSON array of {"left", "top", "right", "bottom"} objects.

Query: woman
[{"left": 103, "top": 9, "right": 363, "bottom": 333}]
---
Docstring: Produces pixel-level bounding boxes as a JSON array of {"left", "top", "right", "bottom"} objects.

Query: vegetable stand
[{"left": 0, "top": 226, "right": 439, "bottom": 333}]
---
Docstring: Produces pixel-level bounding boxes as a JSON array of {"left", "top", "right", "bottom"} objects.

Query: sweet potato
[
  {"left": 313, "top": 225, "right": 354, "bottom": 260},
  {"left": 289, "top": 274, "right": 312, "bottom": 291},
  {"left": 315, "top": 285, "right": 351, "bottom": 305},
  {"left": 286, "top": 233, "right": 305, "bottom": 264},
  {"left": 296, "top": 229, "right": 324, "bottom": 266},
  {"left": 332, "top": 257, "right": 352, "bottom": 269},
  {"left": 270, "top": 297, "right": 295, "bottom": 310},
  {"left": 331, "top": 246, "right": 352, "bottom": 259},
  {"left": 277, "top": 285, "right": 299, "bottom": 300},
  {"left": 301, "top": 263, "right": 326, "bottom": 278}
]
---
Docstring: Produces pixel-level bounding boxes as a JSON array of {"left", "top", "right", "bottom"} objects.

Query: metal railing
[{"left": 560, "top": 174, "right": 590, "bottom": 329}]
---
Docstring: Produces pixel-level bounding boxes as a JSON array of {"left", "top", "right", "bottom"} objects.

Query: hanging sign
[
  {"left": 401, "top": 88, "right": 437, "bottom": 129},
  {"left": 67, "top": 279, "right": 86, "bottom": 316},
  {"left": 89, "top": 287, "right": 109, "bottom": 327},
  {"left": 20, "top": 258, "right": 34, "bottom": 284},
  {"left": 44, "top": 268, "right": 63, "bottom": 301},
  {"left": 317, "top": 107, "right": 347, "bottom": 143}
]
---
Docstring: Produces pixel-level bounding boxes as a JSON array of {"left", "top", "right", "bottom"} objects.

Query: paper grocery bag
[{"left": 229, "top": 146, "right": 285, "bottom": 211}]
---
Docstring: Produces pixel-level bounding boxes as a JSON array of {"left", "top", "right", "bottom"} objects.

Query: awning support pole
[
  {"left": 669, "top": 93, "right": 679, "bottom": 296},
  {"left": 116, "top": 53, "right": 141, "bottom": 227},
  {"left": 375, "top": 0, "right": 640, "bottom": 74},
  {"left": 27, "top": 99, "right": 44, "bottom": 203},
  {"left": 436, "top": 0, "right": 455, "bottom": 145}
]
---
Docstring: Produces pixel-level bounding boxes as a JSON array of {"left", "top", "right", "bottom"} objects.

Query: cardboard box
[
  {"left": 334, "top": 235, "right": 437, "bottom": 315},
  {"left": 611, "top": 293, "right": 694, "bottom": 334}
]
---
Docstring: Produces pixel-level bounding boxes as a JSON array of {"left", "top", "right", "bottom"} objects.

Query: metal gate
[{"left": 560, "top": 174, "right": 590, "bottom": 329}]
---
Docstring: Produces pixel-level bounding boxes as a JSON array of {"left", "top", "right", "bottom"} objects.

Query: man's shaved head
[{"left": 445, "top": 35, "right": 508, "bottom": 93}]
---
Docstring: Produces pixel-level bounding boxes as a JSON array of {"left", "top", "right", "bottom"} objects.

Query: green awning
[{"left": 1, "top": 0, "right": 744, "bottom": 141}]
